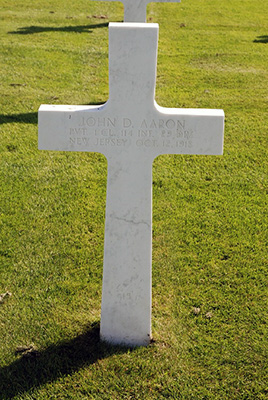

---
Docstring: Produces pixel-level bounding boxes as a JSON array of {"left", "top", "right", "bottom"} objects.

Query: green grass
[{"left": 0, "top": 0, "right": 267, "bottom": 398}]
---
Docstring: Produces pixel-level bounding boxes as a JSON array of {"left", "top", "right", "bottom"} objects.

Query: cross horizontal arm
[{"left": 38, "top": 104, "right": 224, "bottom": 160}]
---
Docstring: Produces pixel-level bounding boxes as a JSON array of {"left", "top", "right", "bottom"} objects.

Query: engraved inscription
[
  {"left": 70, "top": 137, "right": 90, "bottom": 146},
  {"left": 138, "top": 130, "right": 154, "bottom": 137},
  {"left": 136, "top": 139, "right": 158, "bottom": 147},
  {"left": 79, "top": 117, "right": 116, "bottom": 128},
  {"left": 68, "top": 116, "right": 194, "bottom": 149},
  {"left": 94, "top": 138, "right": 129, "bottom": 146}
]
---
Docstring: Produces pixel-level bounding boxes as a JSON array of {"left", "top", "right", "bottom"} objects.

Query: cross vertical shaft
[
  {"left": 101, "top": 155, "right": 153, "bottom": 346},
  {"left": 100, "top": 23, "right": 159, "bottom": 346}
]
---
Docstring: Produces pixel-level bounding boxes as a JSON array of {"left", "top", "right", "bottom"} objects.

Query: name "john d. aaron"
[{"left": 79, "top": 117, "right": 186, "bottom": 130}]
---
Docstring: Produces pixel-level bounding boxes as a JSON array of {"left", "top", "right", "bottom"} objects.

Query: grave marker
[
  {"left": 92, "top": 0, "right": 181, "bottom": 22},
  {"left": 39, "top": 23, "right": 224, "bottom": 347}
]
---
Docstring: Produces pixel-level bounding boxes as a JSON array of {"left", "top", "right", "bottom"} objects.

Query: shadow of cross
[
  {"left": 92, "top": 0, "right": 181, "bottom": 22},
  {"left": 39, "top": 23, "right": 224, "bottom": 347}
]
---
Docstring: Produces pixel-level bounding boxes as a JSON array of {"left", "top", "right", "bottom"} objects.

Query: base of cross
[{"left": 39, "top": 22, "right": 224, "bottom": 347}]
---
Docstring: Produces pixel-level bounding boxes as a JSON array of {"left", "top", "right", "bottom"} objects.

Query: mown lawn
[{"left": 0, "top": 0, "right": 267, "bottom": 399}]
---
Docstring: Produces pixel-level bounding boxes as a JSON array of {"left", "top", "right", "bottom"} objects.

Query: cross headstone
[
  {"left": 39, "top": 23, "right": 224, "bottom": 347},
  {"left": 92, "top": 0, "right": 181, "bottom": 22}
]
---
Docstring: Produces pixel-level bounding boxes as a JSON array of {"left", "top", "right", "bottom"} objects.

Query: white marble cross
[
  {"left": 92, "top": 0, "right": 181, "bottom": 22},
  {"left": 39, "top": 23, "right": 224, "bottom": 347}
]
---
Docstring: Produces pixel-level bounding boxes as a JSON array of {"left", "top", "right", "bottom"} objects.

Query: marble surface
[
  {"left": 39, "top": 23, "right": 224, "bottom": 347},
  {"left": 92, "top": 0, "right": 181, "bottom": 22}
]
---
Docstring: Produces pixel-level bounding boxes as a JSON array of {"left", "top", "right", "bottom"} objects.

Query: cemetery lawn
[{"left": 0, "top": 0, "right": 267, "bottom": 398}]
